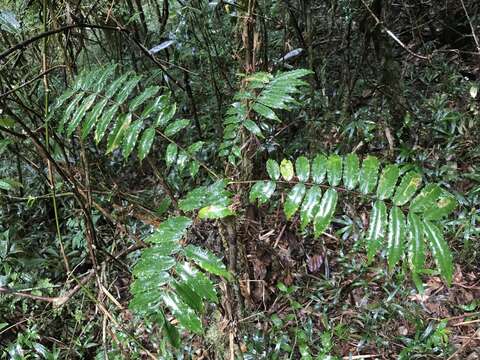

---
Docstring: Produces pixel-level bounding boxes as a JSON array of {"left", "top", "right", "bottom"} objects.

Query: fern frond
[
  {"left": 249, "top": 153, "right": 457, "bottom": 285},
  {"left": 50, "top": 65, "right": 192, "bottom": 162},
  {"left": 219, "top": 69, "right": 312, "bottom": 164}
]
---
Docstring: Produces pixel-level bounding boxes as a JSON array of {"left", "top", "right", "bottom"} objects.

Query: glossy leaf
[
  {"left": 423, "top": 220, "right": 453, "bottom": 285},
  {"left": 387, "top": 206, "right": 406, "bottom": 271},
  {"left": 326, "top": 154, "right": 342, "bottom": 186},
  {"left": 366, "top": 200, "right": 387, "bottom": 263},
  {"left": 376, "top": 165, "right": 400, "bottom": 200},
  {"left": 198, "top": 205, "right": 234, "bottom": 219},
  {"left": 67, "top": 93, "right": 96, "bottom": 136},
  {"left": 82, "top": 98, "right": 108, "bottom": 139},
  {"left": 106, "top": 114, "right": 131, "bottom": 153},
  {"left": 243, "top": 119, "right": 264, "bottom": 138},
  {"left": 122, "top": 120, "right": 143, "bottom": 159},
  {"left": 295, "top": 156, "right": 310, "bottom": 182},
  {"left": 311, "top": 154, "right": 327, "bottom": 184},
  {"left": 176, "top": 263, "right": 218, "bottom": 303},
  {"left": 137, "top": 127, "right": 156, "bottom": 161},
  {"left": 280, "top": 159, "right": 294, "bottom": 181},
  {"left": 300, "top": 186, "right": 322, "bottom": 230},
  {"left": 184, "top": 245, "right": 231, "bottom": 279},
  {"left": 423, "top": 190, "right": 457, "bottom": 220},
  {"left": 313, "top": 188, "right": 338, "bottom": 238},
  {"left": 393, "top": 172, "right": 422, "bottom": 206},
  {"left": 179, "top": 180, "right": 230, "bottom": 211},
  {"left": 284, "top": 183, "right": 306, "bottom": 220},
  {"left": 266, "top": 159, "right": 280, "bottom": 180},
  {"left": 94, "top": 104, "right": 119, "bottom": 143},
  {"left": 162, "top": 292, "right": 202, "bottom": 334},
  {"left": 165, "top": 143, "right": 178, "bottom": 167},
  {"left": 172, "top": 281, "right": 203, "bottom": 313},
  {"left": 407, "top": 212, "right": 425, "bottom": 278},
  {"left": 343, "top": 153, "right": 359, "bottom": 190},
  {"left": 156, "top": 103, "right": 177, "bottom": 128},
  {"left": 359, "top": 156, "right": 380, "bottom": 194},
  {"left": 147, "top": 216, "right": 192, "bottom": 245},
  {"left": 129, "top": 86, "right": 159, "bottom": 112},
  {"left": 249, "top": 181, "right": 276, "bottom": 204},
  {"left": 164, "top": 119, "right": 190, "bottom": 137},
  {"left": 410, "top": 184, "right": 442, "bottom": 213}
]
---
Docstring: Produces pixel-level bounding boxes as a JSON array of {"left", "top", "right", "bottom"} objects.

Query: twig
[{"left": 459, "top": 0, "right": 480, "bottom": 56}]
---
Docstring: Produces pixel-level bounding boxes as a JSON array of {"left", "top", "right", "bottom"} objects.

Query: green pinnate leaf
[
  {"left": 198, "top": 205, "right": 234, "bottom": 219},
  {"left": 137, "top": 127, "right": 156, "bottom": 161},
  {"left": 146, "top": 216, "right": 192, "bottom": 245},
  {"left": 165, "top": 143, "right": 178, "bottom": 167},
  {"left": 423, "top": 220, "right": 453, "bottom": 285},
  {"left": 129, "top": 85, "right": 160, "bottom": 112},
  {"left": 162, "top": 292, "right": 202, "bottom": 333},
  {"left": 393, "top": 172, "right": 422, "bottom": 206},
  {"left": 82, "top": 98, "right": 108, "bottom": 139},
  {"left": 407, "top": 212, "right": 425, "bottom": 281},
  {"left": 313, "top": 188, "right": 338, "bottom": 237},
  {"left": 359, "top": 156, "right": 380, "bottom": 194},
  {"left": 184, "top": 245, "right": 231, "bottom": 280},
  {"left": 95, "top": 104, "right": 119, "bottom": 143},
  {"left": 295, "top": 156, "right": 310, "bottom": 182},
  {"left": 176, "top": 263, "right": 218, "bottom": 303},
  {"left": 311, "top": 154, "right": 327, "bottom": 184},
  {"left": 326, "top": 154, "right": 342, "bottom": 186},
  {"left": 343, "top": 153, "right": 359, "bottom": 190},
  {"left": 366, "top": 200, "right": 387, "bottom": 263},
  {"left": 106, "top": 114, "right": 131, "bottom": 153},
  {"left": 410, "top": 184, "right": 442, "bottom": 213},
  {"left": 67, "top": 93, "right": 96, "bottom": 136},
  {"left": 300, "top": 186, "right": 322, "bottom": 230},
  {"left": 280, "top": 159, "right": 294, "bottom": 181},
  {"left": 122, "top": 120, "right": 143, "bottom": 159},
  {"left": 172, "top": 281, "right": 203, "bottom": 313},
  {"left": 164, "top": 119, "right": 190, "bottom": 137},
  {"left": 284, "top": 183, "right": 306, "bottom": 220},
  {"left": 266, "top": 159, "right": 280, "bottom": 180},
  {"left": 243, "top": 119, "right": 264, "bottom": 138},
  {"left": 249, "top": 181, "right": 276, "bottom": 204},
  {"left": 156, "top": 103, "right": 177, "bottom": 128},
  {"left": 376, "top": 165, "right": 400, "bottom": 200},
  {"left": 387, "top": 206, "right": 406, "bottom": 271},
  {"left": 423, "top": 190, "right": 457, "bottom": 220}
]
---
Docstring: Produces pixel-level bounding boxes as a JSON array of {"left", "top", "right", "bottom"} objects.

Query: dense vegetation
[{"left": 0, "top": 0, "right": 479, "bottom": 358}]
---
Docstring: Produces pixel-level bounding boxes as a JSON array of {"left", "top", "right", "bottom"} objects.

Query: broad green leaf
[
  {"left": 122, "top": 120, "right": 143, "bottom": 159},
  {"left": 172, "top": 281, "right": 203, "bottom": 313},
  {"left": 133, "top": 254, "right": 175, "bottom": 276},
  {"left": 249, "top": 181, "right": 276, "bottom": 204},
  {"left": 189, "top": 161, "right": 200, "bottom": 178},
  {"left": 423, "top": 220, "right": 453, "bottom": 285},
  {"left": 129, "top": 85, "right": 160, "bottom": 112},
  {"left": 366, "top": 200, "right": 387, "bottom": 263},
  {"left": 163, "top": 314, "right": 181, "bottom": 348},
  {"left": 156, "top": 103, "right": 177, "bottom": 128},
  {"left": 165, "top": 143, "right": 178, "bottom": 167},
  {"left": 115, "top": 75, "right": 142, "bottom": 103},
  {"left": 423, "top": 190, "right": 457, "bottom": 220},
  {"left": 266, "top": 159, "right": 280, "bottom": 180},
  {"left": 94, "top": 104, "right": 119, "bottom": 143},
  {"left": 313, "top": 188, "right": 338, "bottom": 238},
  {"left": 176, "top": 262, "right": 218, "bottom": 303},
  {"left": 164, "top": 119, "right": 190, "bottom": 137},
  {"left": 410, "top": 184, "right": 442, "bottom": 213},
  {"left": 198, "top": 205, "right": 234, "bottom": 219},
  {"left": 252, "top": 102, "right": 280, "bottom": 122},
  {"left": 326, "top": 154, "right": 342, "bottom": 186},
  {"left": 0, "top": 118, "right": 15, "bottom": 128},
  {"left": 184, "top": 245, "right": 231, "bottom": 279},
  {"left": 146, "top": 216, "right": 192, "bottom": 244},
  {"left": 82, "top": 98, "right": 108, "bottom": 139},
  {"left": 67, "top": 93, "right": 96, "bottom": 136},
  {"left": 59, "top": 94, "right": 83, "bottom": 132},
  {"left": 105, "top": 71, "right": 131, "bottom": 98},
  {"left": 140, "top": 96, "right": 164, "bottom": 119},
  {"left": 295, "top": 156, "right": 310, "bottom": 183},
  {"left": 393, "top": 172, "right": 422, "bottom": 206},
  {"left": 407, "top": 212, "right": 425, "bottom": 280},
  {"left": 300, "top": 186, "right": 322, "bottom": 230},
  {"left": 162, "top": 292, "right": 202, "bottom": 333},
  {"left": 179, "top": 180, "right": 230, "bottom": 211},
  {"left": 359, "top": 156, "right": 380, "bottom": 194},
  {"left": 106, "top": 114, "right": 131, "bottom": 153},
  {"left": 311, "top": 154, "right": 327, "bottom": 184},
  {"left": 137, "top": 127, "right": 156, "bottom": 161},
  {"left": 343, "top": 153, "right": 359, "bottom": 190},
  {"left": 243, "top": 119, "right": 264, "bottom": 138},
  {"left": 130, "top": 268, "right": 170, "bottom": 294},
  {"left": 376, "top": 165, "right": 400, "bottom": 200},
  {"left": 284, "top": 183, "right": 306, "bottom": 220},
  {"left": 280, "top": 159, "right": 294, "bottom": 181},
  {"left": 387, "top": 206, "right": 406, "bottom": 271}
]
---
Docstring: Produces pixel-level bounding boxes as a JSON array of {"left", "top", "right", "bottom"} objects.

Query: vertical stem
[{"left": 42, "top": 0, "right": 70, "bottom": 274}]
